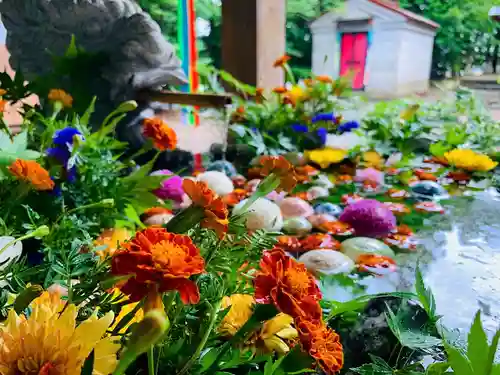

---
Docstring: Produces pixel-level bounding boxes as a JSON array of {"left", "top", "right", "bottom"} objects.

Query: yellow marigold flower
[
  {"left": 287, "top": 85, "right": 308, "bottom": 104},
  {"left": 0, "top": 291, "right": 120, "bottom": 375},
  {"left": 94, "top": 227, "right": 132, "bottom": 259},
  {"left": 362, "top": 151, "right": 384, "bottom": 169},
  {"left": 219, "top": 294, "right": 298, "bottom": 355},
  {"left": 444, "top": 149, "right": 498, "bottom": 172},
  {"left": 110, "top": 301, "right": 144, "bottom": 334},
  {"left": 48, "top": 88, "right": 73, "bottom": 108},
  {"left": 305, "top": 148, "right": 347, "bottom": 169}
]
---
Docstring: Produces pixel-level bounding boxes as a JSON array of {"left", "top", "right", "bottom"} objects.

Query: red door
[{"left": 339, "top": 33, "right": 368, "bottom": 90}]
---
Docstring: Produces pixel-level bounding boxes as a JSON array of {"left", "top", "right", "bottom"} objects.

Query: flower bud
[
  {"left": 100, "top": 199, "right": 115, "bottom": 208},
  {"left": 32, "top": 225, "right": 50, "bottom": 238}
]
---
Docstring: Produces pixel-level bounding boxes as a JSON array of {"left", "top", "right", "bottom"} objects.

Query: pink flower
[
  {"left": 151, "top": 169, "right": 184, "bottom": 203},
  {"left": 354, "top": 168, "right": 385, "bottom": 186}
]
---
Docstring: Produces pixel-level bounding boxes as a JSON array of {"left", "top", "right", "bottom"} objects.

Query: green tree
[{"left": 399, "top": 0, "right": 498, "bottom": 77}]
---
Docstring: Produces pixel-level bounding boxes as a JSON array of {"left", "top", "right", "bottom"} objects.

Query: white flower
[{"left": 326, "top": 132, "right": 367, "bottom": 151}]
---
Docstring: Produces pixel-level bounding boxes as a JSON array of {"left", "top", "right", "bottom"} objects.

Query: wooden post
[{"left": 221, "top": 0, "right": 286, "bottom": 89}]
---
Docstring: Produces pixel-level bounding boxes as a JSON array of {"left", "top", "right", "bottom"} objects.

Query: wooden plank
[
  {"left": 136, "top": 90, "right": 232, "bottom": 108},
  {"left": 221, "top": 0, "right": 286, "bottom": 90}
]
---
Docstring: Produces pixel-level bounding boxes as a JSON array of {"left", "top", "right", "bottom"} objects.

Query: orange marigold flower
[
  {"left": 425, "top": 156, "right": 449, "bottom": 166},
  {"left": 356, "top": 254, "right": 397, "bottom": 273},
  {"left": 143, "top": 117, "right": 178, "bottom": 151},
  {"left": 183, "top": 179, "right": 229, "bottom": 236},
  {"left": 300, "top": 234, "right": 340, "bottom": 252},
  {"left": 273, "top": 87, "right": 288, "bottom": 94},
  {"left": 395, "top": 224, "right": 413, "bottom": 236},
  {"left": 315, "top": 75, "right": 333, "bottom": 84},
  {"left": 296, "top": 318, "right": 344, "bottom": 375},
  {"left": 223, "top": 188, "right": 248, "bottom": 207},
  {"left": 8, "top": 159, "right": 54, "bottom": 191},
  {"left": 254, "top": 249, "right": 322, "bottom": 318},
  {"left": 0, "top": 99, "right": 6, "bottom": 113},
  {"left": 273, "top": 55, "right": 291, "bottom": 68},
  {"left": 317, "top": 221, "right": 354, "bottom": 236},
  {"left": 255, "top": 87, "right": 265, "bottom": 103},
  {"left": 260, "top": 155, "right": 298, "bottom": 192},
  {"left": 275, "top": 236, "right": 302, "bottom": 252},
  {"left": 415, "top": 169, "right": 438, "bottom": 181},
  {"left": 48, "top": 89, "right": 73, "bottom": 108},
  {"left": 111, "top": 227, "right": 205, "bottom": 304},
  {"left": 384, "top": 202, "right": 411, "bottom": 215}
]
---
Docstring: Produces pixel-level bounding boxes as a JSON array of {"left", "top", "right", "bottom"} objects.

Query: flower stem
[
  {"left": 178, "top": 300, "right": 222, "bottom": 375},
  {"left": 148, "top": 347, "right": 155, "bottom": 375}
]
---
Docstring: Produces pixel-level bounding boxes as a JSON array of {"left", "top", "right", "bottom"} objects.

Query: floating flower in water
[
  {"left": 308, "top": 214, "right": 337, "bottom": 228},
  {"left": 337, "top": 174, "right": 353, "bottom": 185},
  {"left": 340, "top": 199, "right": 396, "bottom": 238},
  {"left": 142, "top": 117, "right": 177, "bottom": 151},
  {"left": 273, "top": 55, "right": 291, "bottom": 68},
  {"left": 260, "top": 155, "right": 298, "bottom": 192},
  {"left": 111, "top": 227, "right": 205, "bottom": 304},
  {"left": 48, "top": 88, "right": 73, "bottom": 108},
  {"left": 356, "top": 254, "right": 397, "bottom": 275},
  {"left": 254, "top": 248, "right": 322, "bottom": 318},
  {"left": 311, "top": 113, "right": 342, "bottom": 125},
  {"left": 355, "top": 167, "right": 385, "bottom": 186},
  {"left": 383, "top": 234, "right": 418, "bottom": 251},
  {"left": 444, "top": 149, "right": 498, "bottom": 172},
  {"left": 447, "top": 170, "right": 471, "bottom": 182},
  {"left": 414, "top": 201, "right": 445, "bottom": 214},
  {"left": 317, "top": 221, "right": 354, "bottom": 236},
  {"left": 296, "top": 319, "right": 344, "bottom": 375},
  {"left": 275, "top": 235, "right": 302, "bottom": 252},
  {"left": 219, "top": 294, "right": 298, "bottom": 355},
  {"left": 305, "top": 148, "right": 347, "bottom": 169},
  {"left": 338, "top": 120, "right": 360, "bottom": 134},
  {"left": 94, "top": 227, "right": 132, "bottom": 259},
  {"left": 8, "top": 159, "right": 54, "bottom": 191},
  {"left": 387, "top": 188, "right": 410, "bottom": 199},
  {"left": 183, "top": 179, "right": 229, "bottom": 237},
  {"left": 383, "top": 202, "right": 411, "bottom": 215},
  {"left": 415, "top": 169, "right": 438, "bottom": 181},
  {"left": 231, "top": 175, "right": 247, "bottom": 189},
  {"left": 0, "top": 291, "right": 119, "bottom": 375},
  {"left": 394, "top": 224, "right": 414, "bottom": 236},
  {"left": 341, "top": 193, "right": 362, "bottom": 205},
  {"left": 151, "top": 169, "right": 184, "bottom": 203},
  {"left": 300, "top": 233, "right": 341, "bottom": 251}
]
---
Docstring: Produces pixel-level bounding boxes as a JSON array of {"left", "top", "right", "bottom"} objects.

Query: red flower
[
  {"left": 415, "top": 169, "right": 438, "bottom": 181},
  {"left": 253, "top": 249, "right": 322, "bottom": 318},
  {"left": 111, "top": 227, "right": 205, "bottom": 304},
  {"left": 273, "top": 55, "right": 291, "bottom": 68},
  {"left": 296, "top": 318, "right": 344, "bottom": 374}
]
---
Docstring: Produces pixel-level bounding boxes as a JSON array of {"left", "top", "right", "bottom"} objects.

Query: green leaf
[
  {"left": 467, "top": 311, "right": 489, "bottom": 375},
  {"left": 80, "top": 96, "right": 97, "bottom": 127},
  {"left": 398, "top": 331, "right": 442, "bottom": 350},
  {"left": 425, "top": 362, "right": 450, "bottom": 375},
  {"left": 81, "top": 350, "right": 95, "bottom": 375},
  {"left": 65, "top": 35, "right": 79, "bottom": 58},
  {"left": 429, "top": 141, "right": 450, "bottom": 157},
  {"left": 13, "top": 285, "right": 43, "bottom": 313},
  {"left": 280, "top": 345, "right": 314, "bottom": 374},
  {"left": 445, "top": 343, "right": 473, "bottom": 375},
  {"left": 352, "top": 363, "right": 393, "bottom": 375},
  {"left": 486, "top": 330, "right": 500, "bottom": 375},
  {"left": 415, "top": 266, "right": 437, "bottom": 321}
]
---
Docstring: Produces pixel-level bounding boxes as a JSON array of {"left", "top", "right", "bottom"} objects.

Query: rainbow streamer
[{"left": 177, "top": 0, "right": 200, "bottom": 127}]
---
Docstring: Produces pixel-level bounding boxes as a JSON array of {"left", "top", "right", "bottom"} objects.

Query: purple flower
[
  {"left": 338, "top": 121, "right": 360, "bottom": 133},
  {"left": 151, "top": 169, "right": 185, "bottom": 203},
  {"left": 340, "top": 199, "right": 396, "bottom": 237},
  {"left": 312, "top": 113, "right": 336, "bottom": 124}
]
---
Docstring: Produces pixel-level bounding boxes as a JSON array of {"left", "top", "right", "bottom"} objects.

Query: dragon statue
[{"left": 0, "top": 0, "right": 194, "bottom": 170}]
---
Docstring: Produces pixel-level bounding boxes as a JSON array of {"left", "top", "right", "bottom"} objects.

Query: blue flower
[
  {"left": 46, "top": 127, "right": 83, "bottom": 182},
  {"left": 291, "top": 123, "right": 309, "bottom": 133},
  {"left": 316, "top": 127, "right": 328, "bottom": 145},
  {"left": 338, "top": 121, "right": 360, "bottom": 133},
  {"left": 53, "top": 127, "right": 83, "bottom": 147},
  {"left": 311, "top": 113, "right": 336, "bottom": 124}
]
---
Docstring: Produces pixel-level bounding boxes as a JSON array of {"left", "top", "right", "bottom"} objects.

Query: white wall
[
  {"left": 364, "top": 20, "right": 403, "bottom": 96},
  {"left": 311, "top": 22, "right": 338, "bottom": 77},
  {"left": 396, "top": 23, "right": 435, "bottom": 94}
]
